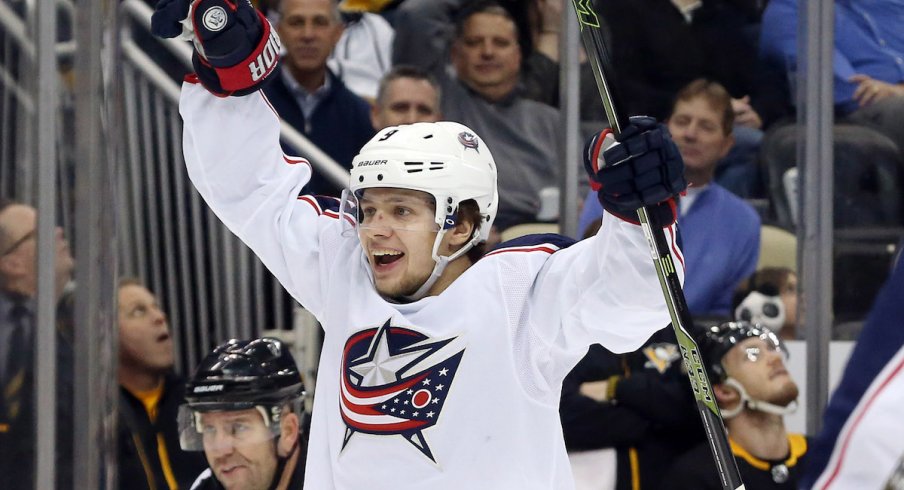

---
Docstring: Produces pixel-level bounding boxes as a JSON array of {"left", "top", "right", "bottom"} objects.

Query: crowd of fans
[{"left": 1, "top": 0, "right": 903, "bottom": 488}]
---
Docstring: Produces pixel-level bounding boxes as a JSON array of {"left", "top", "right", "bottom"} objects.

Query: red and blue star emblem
[{"left": 340, "top": 319, "right": 464, "bottom": 462}]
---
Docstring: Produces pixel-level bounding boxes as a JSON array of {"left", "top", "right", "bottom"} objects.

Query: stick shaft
[{"left": 570, "top": 2, "right": 745, "bottom": 489}]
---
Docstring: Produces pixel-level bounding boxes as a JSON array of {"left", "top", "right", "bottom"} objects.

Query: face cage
[{"left": 177, "top": 398, "right": 304, "bottom": 452}]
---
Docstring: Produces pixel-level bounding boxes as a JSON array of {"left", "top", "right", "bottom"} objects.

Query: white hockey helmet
[{"left": 350, "top": 121, "right": 499, "bottom": 243}]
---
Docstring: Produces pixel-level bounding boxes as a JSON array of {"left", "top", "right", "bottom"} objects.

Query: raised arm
[
  {"left": 157, "top": 0, "right": 348, "bottom": 315},
  {"left": 529, "top": 117, "right": 687, "bottom": 376}
]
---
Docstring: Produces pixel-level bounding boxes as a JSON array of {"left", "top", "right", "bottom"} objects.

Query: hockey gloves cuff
[
  {"left": 583, "top": 116, "right": 687, "bottom": 227},
  {"left": 152, "top": 0, "right": 281, "bottom": 97}
]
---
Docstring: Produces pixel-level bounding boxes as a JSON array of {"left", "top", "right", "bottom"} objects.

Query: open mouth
[
  {"left": 372, "top": 249, "right": 404, "bottom": 267},
  {"left": 157, "top": 332, "right": 171, "bottom": 343}
]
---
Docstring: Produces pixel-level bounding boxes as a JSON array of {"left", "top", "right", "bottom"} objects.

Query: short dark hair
[
  {"left": 672, "top": 79, "right": 735, "bottom": 135},
  {"left": 457, "top": 199, "right": 487, "bottom": 263},
  {"left": 453, "top": 1, "right": 519, "bottom": 41},
  {"left": 375, "top": 65, "right": 442, "bottom": 108}
]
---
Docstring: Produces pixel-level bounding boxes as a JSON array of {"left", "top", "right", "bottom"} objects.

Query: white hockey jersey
[{"left": 179, "top": 80, "right": 685, "bottom": 489}]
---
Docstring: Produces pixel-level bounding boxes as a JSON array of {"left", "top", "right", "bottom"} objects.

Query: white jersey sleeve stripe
[{"left": 814, "top": 346, "right": 904, "bottom": 489}]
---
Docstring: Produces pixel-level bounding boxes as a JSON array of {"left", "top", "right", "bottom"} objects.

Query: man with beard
[
  {"left": 661, "top": 321, "right": 807, "bottom": 489},
  {"left": 117, "top": 279, "right": 206, "bottom": 489}
]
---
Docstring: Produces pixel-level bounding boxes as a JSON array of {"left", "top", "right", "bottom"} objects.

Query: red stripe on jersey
[
  {"left": 283, "top": 155, "right": 307, "bottom": 165},
  {"left": 339, "top": 412, "right": 428, "bottom": 433},
  {"left": 298, "top": 195, "right": 322, "bottom": 215},
  {"left": 484, "top": 245, "right": 558, "bottom": 258},
  {"left": 819, "top": 353, "right": 904, "bottom": 489},
  {"left": 668, "top": 224, "right": 685, "bottom": 270},
  {"left": 184, "top": 74, "right": 200, "bottom": 84},
  {"left": 324, "top": 210, "right": 356, "bottom": 226}
]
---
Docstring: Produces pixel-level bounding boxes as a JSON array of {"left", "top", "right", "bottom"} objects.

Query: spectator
[
  {"left": 519, "top": 0, "right": 615, "bottom": 124},
  {"left": 395, "top": 0, "right": 569, "bottom": 230},
  {"left": 579, "top": 80, "right": 761, "bottom": 317},
  {"left": 265, "top": 0, "right": 374, "bottom": 196},
  {"left": 370, "top": 65, "right": 442, "bottom": 130},
  {"left": 760, "top": 0, "right": 904, "bottom": 155},
  {"left": 662, "top": 321, "right": 807, "bottom": 489},
  {"left": 595, "top": 0, "right": 772, "bottom": 198},
  {"left": 560, "top": 327, "right": 704, "bottom": 490},
  {"left": 801, "top": 255, "right": 904, "bottom": 489},
  {"left": 732, "top": 267, "right": 799, "bottom": 341},
  {"left": 326, "top": 7, "right": 395, "bottom": 101},
  {"left": 117, "top": 278, "right": 207, "bottom": 489},
  {"left": 0, "top": 198, "right": 75, "bottom": 490},
  {"left": 179, "top": 338, "right": 306, "bottom": 489}
]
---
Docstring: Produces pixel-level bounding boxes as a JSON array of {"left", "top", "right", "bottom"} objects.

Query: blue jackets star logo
[
  {"left": 457, "top": 131, "right": 480, "bottom": 152},
  {"left": 340, "top": 319, "right": 464, "bottom": 462}
]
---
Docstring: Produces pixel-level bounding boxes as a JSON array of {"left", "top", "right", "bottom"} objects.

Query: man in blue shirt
[
  {"left": 760, "top": 0, "right": 904, "bottom": 152},
  {"left": 579, "top": 80, "right": 760, "bottom": 317}
]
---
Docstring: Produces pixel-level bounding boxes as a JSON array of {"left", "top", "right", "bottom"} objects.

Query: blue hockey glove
[
  {"left": 151, "top": 0, "right": 281, "bottom": 96},
  {"left": 583, "top": 116, "right": 687, "bottom": 226}
]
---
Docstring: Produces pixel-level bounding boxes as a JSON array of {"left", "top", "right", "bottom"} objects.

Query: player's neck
[
  {"left": 727, "top": 410, "right": 789, "bottom": 460},
  {"left": 426, "top": 256, "right": 472, "bottom": 297}
]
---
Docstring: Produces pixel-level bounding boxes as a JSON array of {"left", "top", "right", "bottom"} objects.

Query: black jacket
[
  {"left": 661, "top": 434, "right": 809, "bottom": 489},
  {"left": 118, "top": 374, "right": 207, "bottom": 490},
  {"left": 560, "top": 328, "right": 704, "bottom": 490}
]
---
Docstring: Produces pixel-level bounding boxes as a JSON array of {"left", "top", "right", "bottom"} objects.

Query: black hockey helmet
[
  {"left": 185, "top": 337, "right": 305, "bottom": 411},
  {"left": 699, "top": 321, "right": 785, "bottom": 383}
]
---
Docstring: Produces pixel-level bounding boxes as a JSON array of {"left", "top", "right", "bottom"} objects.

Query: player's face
[
  {"left": 724, "top": 337, "right": 798, "bottom": 408},
  {"left": 0, "top": 204, "right": 74, "bottom": 292},
  {"left": 200, "top": 409, "right": 279, "bottom": 490},
  {"left": 451, "top": 12, "right": 521, "bottom": 99},
  {"left": 356, "top": 188, "right": 444, "bottom": 298},
  {"left": 372, "top": 77, "right": 441, "bottom": 129},
  {"left": 667, "top": 97, "right": 734, "bottom": 182},
  {"left": 276, "top": 0, "right": 343, "bottom": 75},
  {"left": 118, "top": 284, "right": 174, "bottom": 374}
]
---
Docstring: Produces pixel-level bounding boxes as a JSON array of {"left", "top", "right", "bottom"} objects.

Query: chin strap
[
  {"left": 267, "top": 436, "right": 301, "bottom": 490},
  {"left": 401, "top": 228, "right": 480, "bottom": 302},
  {"left": 719, "top": 377, "right": 799, "bottom": 419}
]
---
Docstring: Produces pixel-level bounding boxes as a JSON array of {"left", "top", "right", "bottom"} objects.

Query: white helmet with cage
[{"left": 347, "top": 122, "right": 499, "bottom": 300}]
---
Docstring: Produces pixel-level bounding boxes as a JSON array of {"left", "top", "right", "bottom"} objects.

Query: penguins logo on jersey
[
  {"left": 340, "top": 319, "right": 464, "bottom": 462},
  {"left": 642, "top": 342, "right": 681, "bottom": 374}
]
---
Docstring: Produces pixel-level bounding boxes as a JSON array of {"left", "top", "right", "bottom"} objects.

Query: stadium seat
[
  {"left": 759, "top": 224, "right": 797, "bottom": 272},
  {"left": 760, "top": 123, "right": 904, "bottom": 229}
]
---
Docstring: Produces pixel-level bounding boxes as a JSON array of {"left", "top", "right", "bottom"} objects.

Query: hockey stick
[{"left": 569, "top": 2, "right": 745, "bottom": 489}]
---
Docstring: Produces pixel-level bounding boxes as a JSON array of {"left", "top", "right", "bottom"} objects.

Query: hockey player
[
  {"left": 151, "top": 0, "right": 687, "bottom": 486},
  {"left": 802, "top": 254, "right": 904, "bottom": 489},
  {"left": 662, "top": 321, "right": 807, "bottom": 489},
  {"left": 179, "top": 338, "right": 307, "bottom": 490}
]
